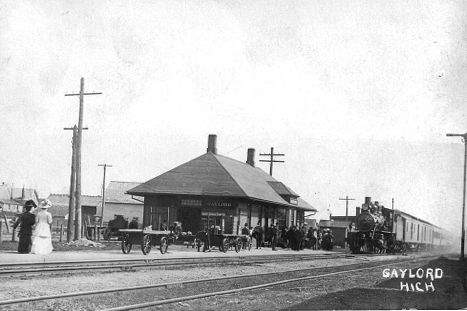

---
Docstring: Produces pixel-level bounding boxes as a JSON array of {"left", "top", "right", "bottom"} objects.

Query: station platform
[{"left": 0, "top": 244, "right": 339, "bottom": 265}]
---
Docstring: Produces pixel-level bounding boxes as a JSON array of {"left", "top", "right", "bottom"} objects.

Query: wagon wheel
[
  {"left": 221, "top": 238, "right": 229, "bottom": 253},
  {"left": 104, "top": 228, "right": 111, "bottom": 241},
  {"left": 160, "top": 237, "right": 169, "bottom": 254},
  {"left": 121, "top": 234, "right": 132, "bottom": 254},
  {"left": 141, "top": 234, "right": 152, "bottom": 255},
  {"left": 401, "top": 243, "right": 408, "bottom": 255},
  {"left": 235, "top": 238, "right": 241, "bottom": 253},
  {"left": 195, "top": 238, "right": 202, "bottom": 252}
]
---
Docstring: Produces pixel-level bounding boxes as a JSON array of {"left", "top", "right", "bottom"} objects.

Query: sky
[{"left": 1, "top": 1, "right": 466, "bottom": 236}]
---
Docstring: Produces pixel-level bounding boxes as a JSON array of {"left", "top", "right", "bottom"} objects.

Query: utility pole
[
  {"left": 64, "top": 126, "right": 88, "bottom": 241},
  {"left": 447, "top": 132, "right": 467, "bottom": 261},
  {"left": 98, "top": 164, "right": 112, "bottom": 227},
  {"left": 65, "top": 78, "right": 102, "bottom": 240},
  {"left": 339, "top": 196, "right": 355, "bottom": 223},
  {"left": 259, "top": 147, "right": 284, "bottom": 176}
]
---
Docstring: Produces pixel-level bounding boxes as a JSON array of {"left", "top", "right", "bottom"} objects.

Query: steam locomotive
[{"left": 347, "top": 197, "right": 448, "bottom": 254}]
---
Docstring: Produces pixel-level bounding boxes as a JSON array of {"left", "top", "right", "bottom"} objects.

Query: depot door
[{"left": 201, "top": 212, "right": 225, "bottom": 232}]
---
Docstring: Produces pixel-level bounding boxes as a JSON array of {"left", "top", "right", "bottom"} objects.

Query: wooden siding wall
[{"left": 143, "top": 195, "right": 305, "bottom": 235}]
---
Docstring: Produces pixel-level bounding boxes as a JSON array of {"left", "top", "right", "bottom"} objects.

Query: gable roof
[
  {"left": 47, "top": 194, "right": 101, "bottom": 217},
  {"left": 267, "top": 181, "right": 299, "bottom": 197},
  {"left": 105, "top": 181, "right": 144, "bottom": 204},
  {"left": 0, "top": 184, "right": 40, "bottom": 206},
  {"left": 128, "top": 152, "right": 315, "bottom": 211}
]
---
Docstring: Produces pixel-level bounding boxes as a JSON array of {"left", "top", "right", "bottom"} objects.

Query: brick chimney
[
  {"left": 207, "top": 134, "right": 217, "bottom": 154},
  {"left": 246, "top": 148, "right": 255, "bottom": 167}
]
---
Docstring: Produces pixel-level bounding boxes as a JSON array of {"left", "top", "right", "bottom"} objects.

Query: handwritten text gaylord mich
[{"left": 382, "top": 268, "right": 443, "bottom": 292}]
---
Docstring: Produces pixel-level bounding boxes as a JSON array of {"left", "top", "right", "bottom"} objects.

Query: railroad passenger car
[{"left": 348, "top": 197, "right": 449, "bottom": 254}]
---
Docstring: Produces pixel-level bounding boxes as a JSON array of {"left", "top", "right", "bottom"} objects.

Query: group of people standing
[
  {"left": 13, "top": 199, "right": 54, "bottom": 255},
  {"left": 242, "top": 222, "right": 334, "bottom": 252}
]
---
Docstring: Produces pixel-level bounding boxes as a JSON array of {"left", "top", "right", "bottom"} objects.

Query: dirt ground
[
  {"left": 0, "top": 240, "right": 121, "bottom": 252},
  {"left": 287, "top": 256, "right": 467, "bottom": 310}
]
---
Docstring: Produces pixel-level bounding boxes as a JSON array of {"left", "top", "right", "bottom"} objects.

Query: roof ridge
[
  {"left": 48, "top": 193, "right": 101, "bottom": 198},
  {"left": 126, "top": 153, "right": 212, "bottom": 194},
  {"left": 215, "top": 153, "right": 275, "bottom": 178},
  {"left": 214, "top": 153, "right": 296, "bottom": 207},
  {"left": 210, "top": 153, "right": 249, "bottom": 198}
]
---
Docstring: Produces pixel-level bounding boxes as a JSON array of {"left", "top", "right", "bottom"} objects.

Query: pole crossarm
[
  {"left": 446, "top": 131, "right": 467, "bottom": 261},
  {"left": 259, "top": 147, "right": 285, "bottom": 176},
  {"left": 339, "top": 197, "right": 356, "bottom": 201},
  {"left": 65, "top": 92, "right": 103, "bottom": 96},
  {"left": 339, "top": 196, "right": 355, "bottom": 222},
  {"left": 446, "top": 133, "right": 467, "bottom": 137}
]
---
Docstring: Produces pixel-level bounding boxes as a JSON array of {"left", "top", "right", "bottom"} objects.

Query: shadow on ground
[{"left": 284, "top": 256, "right": 467, "bottom": 310}]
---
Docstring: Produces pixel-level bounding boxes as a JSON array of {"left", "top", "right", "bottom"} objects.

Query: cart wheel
[
  {"left": 196, "top": 238, "right": 202, "bottom": 252},
  {"left": 160, "top": 237, "right": 169, "bottom": 254},
  {"left": 141, "top": 234, "right": 152, "bottom": 255},
  {"left": 221, "top": 238, "right": 229, "bottom": 253},
  {"left": 104, "top": 228, "right": 111, "bottom": 241},
  {"left": 235, "top": 238, "right": 241, "bottom": 253},
  {"left": 121, "top": 235, "right": 132, "bottom": 254}
]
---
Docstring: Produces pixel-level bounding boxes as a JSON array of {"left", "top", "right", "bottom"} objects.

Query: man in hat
[
  {"left": 271, "top": 223, "right": 279, "bottom": 251},
  {"left": 13, "top": 200, "right": 36, "bottom": 253},
  {"left": 253, "top": 221, "right": 263, "bottom": 249}
]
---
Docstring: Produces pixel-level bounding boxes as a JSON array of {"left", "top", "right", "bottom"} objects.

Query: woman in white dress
[{"left": 31, "top": 199, "right": 54, "bottom": 255}]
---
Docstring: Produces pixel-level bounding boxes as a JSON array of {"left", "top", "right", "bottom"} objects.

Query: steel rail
[
  {"left": 0, "top": 255, "right": 437, "bottom": 308},
  {"left": 0, "top": 253, "right": 350, "bottom": 276},
  {"left": 0, "top": 252, "right": 343, "bottom": 268},
  {"left": 102, "top": 256, "right": 438, "bottom": 311}
]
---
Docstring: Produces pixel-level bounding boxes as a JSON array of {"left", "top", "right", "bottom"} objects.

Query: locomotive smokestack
[{"left": 364, "top": 197, "right": 371, "bottom": 205}]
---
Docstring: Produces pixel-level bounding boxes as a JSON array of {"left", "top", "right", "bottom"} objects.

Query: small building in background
[
  {"left": 46, "top": 182, "right": 144, "bottom": 229},
  {"left": 47, "top": 194, "right": 101, "bottom": 228},
  {"left": 319, "top": 215, "right": 356, "bottom": 247},
  {"left": 0, "top": 183, "right": 40, "bottom": 217},
  {"left": 98, "top": 181, "right": 144, "bottom": 225},
  {"left": 304, "top": 218, "right": 318, "bottom": 229}
]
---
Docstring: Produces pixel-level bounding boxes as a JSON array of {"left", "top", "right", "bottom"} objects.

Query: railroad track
[
  {"left": 0, "top": 252, "right": 354, "bottom": 277},
  {"left": 0, "top": 254, "right": 441, "bottom": 311}
]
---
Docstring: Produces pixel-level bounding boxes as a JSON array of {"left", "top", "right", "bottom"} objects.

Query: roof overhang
[{"left": 126, "top": 191, "right": 316, "bottom": 212}]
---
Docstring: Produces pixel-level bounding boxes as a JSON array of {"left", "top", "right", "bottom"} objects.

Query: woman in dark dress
[{"left": 13, "top": 200, "right": 36, "bottom": 253}]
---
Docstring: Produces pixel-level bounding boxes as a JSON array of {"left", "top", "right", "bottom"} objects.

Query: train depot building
[{"left": 127, "top": 135, "right": 316, "bottom": 235}]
